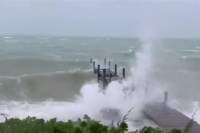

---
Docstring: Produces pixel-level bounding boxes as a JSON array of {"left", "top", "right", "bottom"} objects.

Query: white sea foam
[
  {"left": 128, "top": 49, "right": 133, "bottom": 53},
  {"left": 0, "top": 81, "right": 157, "bottom": 131},
  {"left": 182, "top": 56, "right": 187, "bottom": 59},
  {"left": 181, "top": 49, "right": 200, "bottom": 53},
  {"left": 121, "top": 48, "right": 133, "bottom": 54},
  {"left": 3, "top": 37, "right": 12, "bottom": 39},
  {"left": 0, "top": 39, "right": 160, "bottom": 131}
]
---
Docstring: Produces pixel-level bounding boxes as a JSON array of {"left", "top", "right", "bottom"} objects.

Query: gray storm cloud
[{"left": 0, "top": 0, "right": 199, "bottom": 38}]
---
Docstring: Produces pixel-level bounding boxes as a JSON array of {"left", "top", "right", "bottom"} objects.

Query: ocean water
[
  {"left": 0, "top": 36, "right": 200, "bottom": 130},
  {"left": 0, "top": 36, "right": 138, "bottom": 101}
]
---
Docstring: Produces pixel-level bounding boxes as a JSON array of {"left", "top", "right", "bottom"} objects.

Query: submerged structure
[{"left": 90, "top": 58, "right": 125, "bottom": 88}]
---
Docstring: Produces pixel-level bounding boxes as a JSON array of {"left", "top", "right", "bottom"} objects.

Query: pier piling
[
  {"left": 114, "top": 64, "right": 117, "bottom": 76},
  {"left": 122, "top": 68, "right": 125, "bottom": 79},
  {"left": 97, "top": 64, "right": 100, "bottom": 82},
  {"left": 103, "top": 69, "right": 106, "bottom": 88},
  {"left": 93, "top": 61, "right": 96, "bottom": 73}
]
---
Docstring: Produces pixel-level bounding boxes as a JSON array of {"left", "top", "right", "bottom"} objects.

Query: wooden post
[
  {"left": 164, "top": 92, "right": 168, "bottom": 104},
  {"left": 103, "top": 69, "right": 106, "bottom": 88},
  {"left": 122, "top": 68, "right": 125, "bottom": 79},
  {"left": 90, "top": 59, "right": 93, "bottom": 64},
  {"left": 93, "top": 61, "right": 96, "bottom": 73},
  {"left": 110, "top": 72, "right": 112, "bottom": 81},
  {"left": 97, "top": 65, "right": 100, "bottom": 82},
  {"left": 104, "top": 59, "right": 106, "bottom": 67},
  {"left": 108, "top": 61, "right": 111, "bottom": 80},
  {"left": 115, "top": 64, "right": 117, "bottom": 76}
]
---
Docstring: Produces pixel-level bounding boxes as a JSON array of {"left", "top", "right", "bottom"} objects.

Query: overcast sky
[{"left": 0, "top": 0, "right": 200, "bottom": 38}]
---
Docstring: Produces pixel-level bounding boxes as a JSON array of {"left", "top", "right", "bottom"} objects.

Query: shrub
[{"left": 0, "top": 116, "right": 181, "bottom": 133}]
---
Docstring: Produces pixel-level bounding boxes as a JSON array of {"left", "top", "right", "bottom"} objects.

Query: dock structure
[
  {"left": 143, "top": 92, "right": 200, "bottom": 132},
  {"left": 90, "top": 59, "right": 125, "bottom": 88},
  {"left": 143, "top": 103, "right": 200, "bottom": 132}
]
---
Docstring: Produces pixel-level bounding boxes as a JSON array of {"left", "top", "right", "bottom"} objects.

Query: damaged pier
[
  {"left": 90, "top": 59, "right": 125, "bottom": 88},
  {"left": 142, "top": 92, "right": 200, "bottom": 132},
  {"left": 143, "top": 103, "right": 200, "bottom": 132}
]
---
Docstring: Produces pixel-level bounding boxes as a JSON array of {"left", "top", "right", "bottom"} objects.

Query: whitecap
[
  {"left": 3, "top": 37, "right": 12, "bottom": 39},
  {"left": 128, "top": 49, "right": 133, "bottom": 53},
  {"left": 106, "top": 38, "right": 110, "bottom": 41},
  {"left": 181, "top": 49, "right": 199, "bottom": 53},
  {"left": 181, "top": 56, "right": 187, "bottom": 59}
]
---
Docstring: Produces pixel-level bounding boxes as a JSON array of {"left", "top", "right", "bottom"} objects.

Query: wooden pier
[
  {"left": 91, "top": 59, "right": 125, "bottom": 88},
  {"left": 143, "top": 103, "right": 200, "bottom": 132},
  {"left": 90, "top": 59, "right": 200, "bottom": 132},
  {"left": 142, "top": 92, "right": 200, "bottom": 132}
]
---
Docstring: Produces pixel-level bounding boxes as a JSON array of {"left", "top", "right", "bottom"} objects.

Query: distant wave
[
  {"left": 0, "top": 70, "right": 94, "bottom": 102},
  {"left": 3, "top": 37, "right": 13, "bottom": 39},
  {"left": 181, "top": 49, "right": 200, "bottom": 53},
  {"left": 181, "top": 55, "right": 200, "bottom": 59},
  {"left": 0, "top": 58, "right": 90, "bottom": 76},
  {"left": 121, "top": 48, "right": 134, "bottom": 54},
  {"left": 181, "top": 56, "right": 187, "bottom": 59}
]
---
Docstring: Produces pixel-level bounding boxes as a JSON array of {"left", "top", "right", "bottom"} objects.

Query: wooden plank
[{"left": 143, "top": 103, "right": 200, "bottom": 132}]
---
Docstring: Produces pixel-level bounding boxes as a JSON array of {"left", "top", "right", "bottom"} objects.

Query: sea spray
[
  {"left": 0, "top": 39, "right": 162, "bottom": 131},
  {"left": 69, "top": 38, "right": 163, "bottom": 129},
  {"left": 129, "top": 40, "right": 153, "bottom": 96}
]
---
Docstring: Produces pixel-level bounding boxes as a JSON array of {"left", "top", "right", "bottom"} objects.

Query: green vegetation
[{"left": 0, "top": 115, "right": 181, "bottom": 133}]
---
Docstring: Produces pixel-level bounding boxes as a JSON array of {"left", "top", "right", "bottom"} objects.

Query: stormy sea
[{"left": 0, "top": 36, "right": 199, "bottom": 130}]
